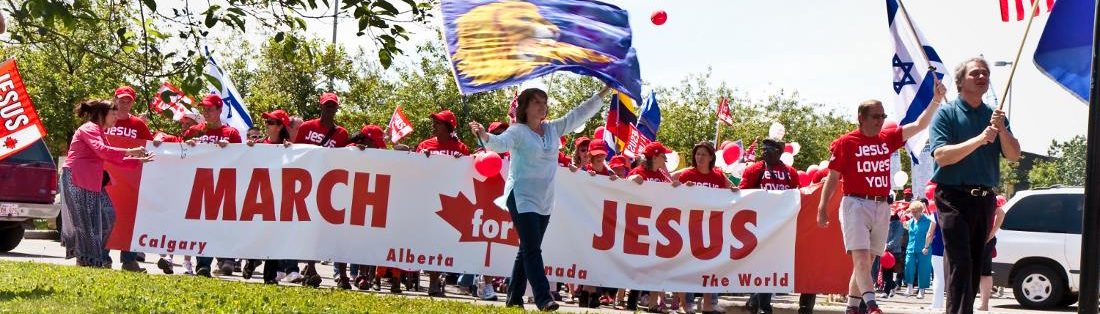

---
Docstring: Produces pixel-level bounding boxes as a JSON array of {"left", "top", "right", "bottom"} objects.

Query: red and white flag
[
  {"left": 716, "top": 96, "right": 733, "bottom": 126},
  {"left": 621, "top": 123, "right": 651, "bottom": 159},
  {"left": 507, "top": 90, "right": 519, "bottom": 123},
  {"left": 387, "top": 106, "right": 414, "bottom": 144},
  {"left": 0, "top": 60, "right": 47, "bottom": 161},
  {"left": 1000, "top": 0, "right": 1055, "bottom": 22},
  {"left": 149, "top": 82, "right": 196, "bottom": 122}
]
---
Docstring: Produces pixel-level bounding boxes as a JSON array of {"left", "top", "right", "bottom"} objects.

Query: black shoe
[
  {"left": 337, "top": 276, "right": 352, "bottom": 290},
  {"left": 242, "top": 260, "right": 257, "bottom": 280},
  {"left": 264, "top": 279, "right": 279, "bottom": 285},
  {"left": 305, "top": 274, "right": 322, "bottom": 288},
  {"left": 156, "top": 258, "right": 174, "bottom": 274},
  {"left": 538, "top": 300, "right": 560, "bottom": 312},
  {"left": 197, "top": 267, "right": 211, "bottom": 278}
]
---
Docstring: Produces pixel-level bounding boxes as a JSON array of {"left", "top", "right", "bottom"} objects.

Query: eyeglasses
[{"left": 867, "top": 113, "right": 888, "bottom": 120}]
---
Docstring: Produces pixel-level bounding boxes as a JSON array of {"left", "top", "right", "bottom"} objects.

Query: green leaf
[
  {"left": 274, "top": 32, "right": 285, "bottom": 42},
  {"left": 373, "top": 1, "right": 399, "bottom": 16},
  {"left": 141, "top": 0, "right": 156, "bottom": 12},
  {"left": 378, "top": 49, "right": 392, "bottom": 69},
  {"left": 204, "top": 11, "right": 217, "bottom": 28}
]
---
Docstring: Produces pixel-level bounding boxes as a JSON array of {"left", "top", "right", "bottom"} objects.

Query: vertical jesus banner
[{"left": 0, "top": 59, "right": 48, "bottom": 161}]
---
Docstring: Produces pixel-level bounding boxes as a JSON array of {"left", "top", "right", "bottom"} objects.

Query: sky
[{"left": 245, "top": 0, "right": 1090, "bottom": 154}]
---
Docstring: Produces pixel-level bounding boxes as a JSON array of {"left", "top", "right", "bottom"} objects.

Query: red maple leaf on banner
[
  {"left": 2, "top": 137, "right": 16, "bottom": 149},
  {"left": 436, "top": 175, "right": 518, "bottom": 267}
]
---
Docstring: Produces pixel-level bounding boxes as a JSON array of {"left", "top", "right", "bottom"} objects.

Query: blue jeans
[{"left": 504, "top": 192, "right": 552, "bottom": 307}]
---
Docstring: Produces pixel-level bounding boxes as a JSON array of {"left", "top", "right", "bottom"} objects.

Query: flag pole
[
  {"left": 713, "top": 99, "right": 721, "bottom": 145},
  {"left": 992, "top": 0, "right": 1045, "bottom": 112},
  {"left": 1076, "top": 0, "right": 1100, "bottom": 311}
]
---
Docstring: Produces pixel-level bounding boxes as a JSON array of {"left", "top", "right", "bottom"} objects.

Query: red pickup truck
[{"left": 0, "top": 140, "right": 60, "bottom": 252}]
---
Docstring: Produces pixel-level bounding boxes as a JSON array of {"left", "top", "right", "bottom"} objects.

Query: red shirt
[
  {"left": 184, "top": 124, "right": 242, "bottom": 144},
  {"left": 558, "top": 152, "right": 572, "bottom": 167},
  {"left": 629, "top": 166, "right": 670, "bottom": 183},
  {"left": 417, "top": 136, "right": 470, "bottom": 157},
  {"left": 293, "top": 119, "right": 349, "bottom": 147},
  {"left": 739, "top": 162, "right": 799, "bottom": 191},
  {"left": 678, "top": 167, "right": 730, "bottom": 189},
  {"left": 104, "top": 116, "right": 152, "bottom": 140},
  {"left": 584, "top": 164, "right": 612, "bottom": 176},
  {"left": 828, "top": 127, "right": 905, "bottom": 197}
]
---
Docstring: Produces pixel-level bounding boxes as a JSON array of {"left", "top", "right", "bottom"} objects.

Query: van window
[{"left": 1003, "top": 193, "right": 1083, "bottom": 234}]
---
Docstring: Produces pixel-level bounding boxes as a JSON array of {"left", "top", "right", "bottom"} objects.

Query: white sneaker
[
  {"left": 906, "top": 286, "right": 913, "bottom": 296},
  {"left": 283, "top": 272, "right": 304, "bottom": 283},
  {"left": 183, "top": 260, "right": 194, "bottom": 275},
  {"left": 275, "top": 272, "right": 287, "bottom": 282},
  {"left": 917, "top": 289, "right": 926, "bottom": 299},
  {"left": 479, "top": 282, "right": 498, "bottom": 301}
]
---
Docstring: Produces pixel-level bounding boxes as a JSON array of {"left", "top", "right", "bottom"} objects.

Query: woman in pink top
[{"left": 60, "top": 100, "right": 151, "bottom": 267}]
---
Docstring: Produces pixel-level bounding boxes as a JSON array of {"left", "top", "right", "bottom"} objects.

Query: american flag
[{"left": 1000, "top": 0, "right": 1055, "bottom": 22}]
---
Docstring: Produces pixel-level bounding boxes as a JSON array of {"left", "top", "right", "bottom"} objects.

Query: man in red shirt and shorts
[{"left": 817, "top": 81, "right": 944, "bottom": 314}]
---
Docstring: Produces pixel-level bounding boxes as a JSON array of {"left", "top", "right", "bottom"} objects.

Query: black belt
[
  {"left": 940, "top": 185, "right": 996, "bottom": 197},
  {"left": 844, "top": 193, "right": 890, "bottom": 203}
]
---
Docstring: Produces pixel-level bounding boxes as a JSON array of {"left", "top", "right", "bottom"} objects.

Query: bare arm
[
  {"left": 934, "top": 126, "right": 998, "bottom": 167},
  {"left": 901, "top": 80, "right": 946, "bottom": 140},
  {"left": 816, "top": 169, "right": 841, "bottom": 228},
  {"left": 988, "top": 206, "right": 1006, "bottom": 242}
]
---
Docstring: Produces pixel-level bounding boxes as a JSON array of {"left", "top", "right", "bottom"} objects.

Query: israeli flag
[
  {"left": 886, "top": 0, "right": 947, "bottom": 165},
  {"left": 204, "top": 46, "right": 253, "bottom": 136}
]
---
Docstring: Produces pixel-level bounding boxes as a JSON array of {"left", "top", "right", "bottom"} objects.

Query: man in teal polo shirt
[{"left": 928, "top": 57, "right": 1020, "bottom": 314}]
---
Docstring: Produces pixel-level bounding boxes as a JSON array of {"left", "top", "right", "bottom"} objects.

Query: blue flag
[
  {"left": 1035, "top": 0, "right": 1096, "bottom": 103},
  {"left": 637, "top": 92, "right": 661, "bottom": 140},
  {"left": 886, "top": 0, "right": 947, "bottom": 165},
  {"left": 442, "top": 0, "right": 643, "bottom": 100}
]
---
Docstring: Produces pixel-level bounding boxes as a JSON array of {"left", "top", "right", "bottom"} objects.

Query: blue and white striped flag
[
  {"left": 204, "top": 46, "right": 253, "bottom": 136},
  {"left": 886, "top": 0, "right": 947, "bottom": 165}
]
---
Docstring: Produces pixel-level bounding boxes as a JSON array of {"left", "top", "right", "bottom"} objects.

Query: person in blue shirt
[
  {"left": 469, "top": 85, "right": 612, "bottom": 311},
  {"left": 928, "top": 57, "right": 1020, "bottom": 314},
  {"left": 903, "top": 201, "right": 935, "bottom": 299}
]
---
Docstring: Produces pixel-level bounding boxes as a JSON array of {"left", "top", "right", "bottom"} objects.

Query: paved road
[{"left": 0, "top": 235, "right": 1074, "bottom": 313}]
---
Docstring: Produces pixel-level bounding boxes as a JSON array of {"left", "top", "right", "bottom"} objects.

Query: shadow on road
[{"left": 0, "top": 251, "right": 60, "bottom": 259}]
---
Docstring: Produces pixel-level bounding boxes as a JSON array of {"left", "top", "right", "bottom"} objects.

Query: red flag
[
  {"left": 743, "top": 139, "right": 758, "bottom": 162},
  {"left": 386, "top": 106, "right": 414, "bottom": 144},
  {"left": 621, "top": 123, "right": 651, "bottom": 159},
  {"left": 149, "top": 82, "right": 196, "bottom": 121},
  {"left": 507, "top": 90, "right": 519, "bottom": 123},
  {"left": 716, "top": 96, "right": 733, "bottom": 126},
  {"left": 0, "top": 59, "right": 48, "bottom": 161},
  {"left": 1000, "top": 0, "right": 1055, "bottom": 22}
]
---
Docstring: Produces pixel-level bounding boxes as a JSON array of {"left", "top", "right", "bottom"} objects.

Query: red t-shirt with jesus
[
  {"left": 183, "top": 124, "right": 242, "bottom": 144},
  {"left": 629, "top": 166, "right": 669, "bottom": 183},
  {"left": 104, "top": 116, "right": 152, "bottom": 140},
  {"left": 293, "top": 119, "right": 349, "bottom": 148},
  {"left": 739, "top": 162, "right": 799, "bottom": 190},
  {"left": 417, "top": 136, "right": 470, "bottom": 157},
  {"left": 827, "top": 127, "right": 905, "bottom": 197},
  {"left": 678, "top": 167, "right": 730, "bottom": 189}
]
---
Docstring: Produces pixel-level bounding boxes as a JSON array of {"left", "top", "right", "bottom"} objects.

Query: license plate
[{"left": 0, "top": 203, "right": 20, "bottom": 216}]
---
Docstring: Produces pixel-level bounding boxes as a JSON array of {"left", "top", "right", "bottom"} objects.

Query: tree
[
  {"left": 5, "top": 0, "right": 433, "bottom": 97},
  {"left": 1028, "top": 135, "right": 1086, "bottom": 188}
]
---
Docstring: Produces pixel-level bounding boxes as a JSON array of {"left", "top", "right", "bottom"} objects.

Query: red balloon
[
  {"left": 798, "top": 171, "right": 810, "bottom": 187},
  {"left": 593, "top": 126, "right": 606, "bottom": 140},
  {"left": 925, "top": 183, "right": 937, "bottom": 200},
  {"left": 474, "top": 152, "right": 503, "bottom": 177},
  {"left": 784, "top": 143, "right": 794, "bottom": 154},
  {"left": 650, "top": 10, "right": 667, "bottom": 25},
  {"left": 880, "top": 251, "right": 896, "bottom": 269},
  {"left": 806, "top": 168, "right": 819, "bottom": 181},
  {"left": 722, "top": 145, "right": 741, "bottom": 164},
  {"left": 883, "top": 120, "right": 899, "bottom": 131},
  {"left": 720, "top": 140, "right": 735, "bottom": 151},
  {"left": 996, "top": 195, "right": 1007, "bottom": 207}
]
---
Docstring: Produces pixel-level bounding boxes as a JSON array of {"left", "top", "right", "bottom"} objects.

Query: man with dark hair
[
  {"left": 929, "top": 57, "right": 1020, "bottom": 314},
  {"left": 740, "top": 138, "right": 800, "bottom": 314},
  {"left": 817, "top": 79, "right": 944, "bottom": 314}
]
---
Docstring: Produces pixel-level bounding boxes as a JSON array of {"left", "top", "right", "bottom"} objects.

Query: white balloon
[
  {"left": 665, "top": 152, "right": 680, "bottom": 171},
  {"left": 780, "top": 152, "right": 794, "bottom": 166},
  {"left": 819, "top": 160, "right": 829, "bottom": 170},
  {"left": 893, "top": 171, "right": 910, "bottom": 187},
  {"left": 807, "top": 164, "right": 820, "bottom": 174},
  {"left": 789, "top": 142, "right": 801, "bottom": 156},
  {"left": 573, "top": 124, "right": 586, "bottom": 134},
  {"left": 768, "top": 122, "right": 786, "bottom": 140}
]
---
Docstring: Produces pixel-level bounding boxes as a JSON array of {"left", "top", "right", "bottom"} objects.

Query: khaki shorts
[{"left": 838, "top": 196, "right": 891, "bottom": 255}]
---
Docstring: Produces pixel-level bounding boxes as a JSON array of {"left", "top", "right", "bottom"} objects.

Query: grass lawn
[{"left": 0, "top": 261, "right": 527, "bottom": 313}]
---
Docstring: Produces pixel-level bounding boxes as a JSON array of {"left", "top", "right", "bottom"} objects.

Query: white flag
[
  {"left": 204, "top": 46, "right": 253, "bottom": 135},
  {"left": 886, "top": 0, "right": 949, "bottom": 165},
  {"left": 387, "top": 106, "right": 414, "bottom": 143}
]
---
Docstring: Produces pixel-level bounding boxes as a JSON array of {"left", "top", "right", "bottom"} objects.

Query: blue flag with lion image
[{"left": 442, "top": 0, "right": 643, "bottom": 100}]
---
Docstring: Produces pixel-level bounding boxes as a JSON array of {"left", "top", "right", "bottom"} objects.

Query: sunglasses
[
  {"left": 265, "top": 119, "right": 281, "bottom": 126},
  {"left": 867, "top": 113, "right": 888, "bottom": 120}
]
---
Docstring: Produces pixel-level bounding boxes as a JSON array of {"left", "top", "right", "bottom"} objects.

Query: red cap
[
  {"left": 261, "top": 110, "right": 291, "bottom": 127},
  {"left": 574, "top": 136, "right": 591, "bottom": 150},
  {"left": 320, "top": 92, "right": 340, "bottom": 107},
  {"left": 609, "top": 155, "right": 629, "bottom": 170},
  {"left": 903, "top": 188, "right": 913, "bottom": 195},
  {"left": 488, "top": 122, "right": 509, "bottom": 134},
  {"left": 589, "top": 139, "right": 608, "bottom": 156},
  {"left": 200, "top": 93, "right": 223, "bottom": 109},
  {"left": 360, "top": 125, "right": 385, "bottom": 149},
  {"left": 114, "top": 86, "right": 136, "bottom": 100},
  {"left": 643, "top": 142, "right": 672, "bottom": 158},
  {"left": 430, "top": 110, "right": 457, "bottom": 131}
]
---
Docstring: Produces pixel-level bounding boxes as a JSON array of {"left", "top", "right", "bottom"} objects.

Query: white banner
[{"left": 125, "top": 144, "right": 800, "bottom": 293}]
